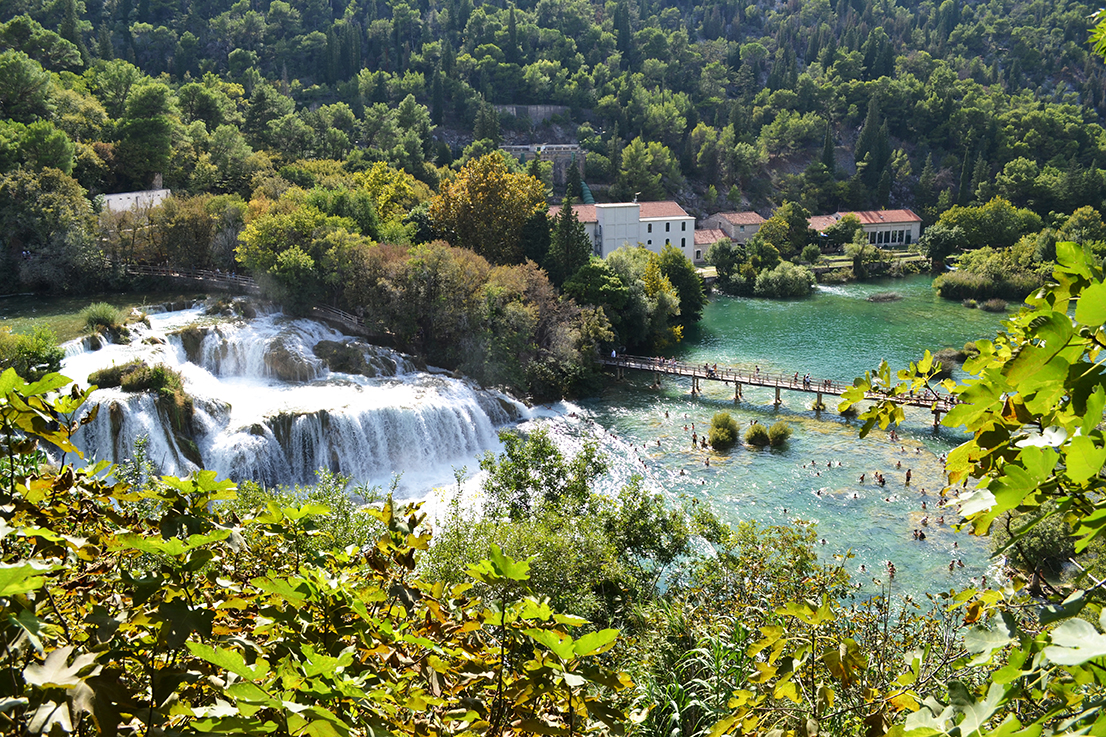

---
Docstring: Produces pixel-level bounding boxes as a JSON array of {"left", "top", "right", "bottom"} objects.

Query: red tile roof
[
  {"left": 808, "top": 215, "right": 839, "bottom": 233},
  {"left": 547, "top": 204, "right": 597, "bottom": 222},
  {"left": 807, "top": 209, "right": 922, "bottom": 232},
  {"left": 638, "top": 201, "right": 690, "bottom": 219},
  {"left": 849, "top": 209, "right": 922, "bottom": 225},
  {"left": 716, "top": 211, "right": 766, "bottom": 225},
  {"left": 694, "top": 228, "right": 727, "bottom": 245}
]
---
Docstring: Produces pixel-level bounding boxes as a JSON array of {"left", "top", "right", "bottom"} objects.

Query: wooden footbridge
[
  {"left": 125, "top": 264, "right": 375, "bottom": 338},
  {"left": 601, "top": 354, "right": 959, "bottom": 427}
]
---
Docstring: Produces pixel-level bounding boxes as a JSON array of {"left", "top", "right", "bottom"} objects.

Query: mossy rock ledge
[{"left": 313, "top": 340, "right": 377, "bottom": 377}]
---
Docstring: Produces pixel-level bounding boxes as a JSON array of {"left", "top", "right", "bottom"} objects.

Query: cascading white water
[{"left": 64, "top": 303, "right": 528, "bottom": 497}]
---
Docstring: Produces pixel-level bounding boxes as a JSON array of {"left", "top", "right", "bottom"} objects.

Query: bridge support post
[
  {"left": 692, "top": 376, "right": 699, "bottom": 395},
  {"left": 933, "top": 409, "right": 942, "bottom": 429},
  {"left": 734, "top": 382, "right": 742, "bottom": 403},
  {"left": 815, "top": 391, "right": 823, "bottom": 411},
  {"left": 774, "top": 386, "right": 781, "bottom": 406}
]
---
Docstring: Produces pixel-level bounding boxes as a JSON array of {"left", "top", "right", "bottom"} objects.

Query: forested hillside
[{"left": 2, "top": 0, "right": 1105, "bottom": 219}]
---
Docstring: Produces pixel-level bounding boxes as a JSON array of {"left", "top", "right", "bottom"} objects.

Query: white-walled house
[
  {"left": 808, "top": 209, "right": 922, "bottom": 247},
  {"left": 548, "top": 201, "right": 697, "bottom": 262},
  {"left": 699, "top": 211, "right": 766, "bottom": 243}
]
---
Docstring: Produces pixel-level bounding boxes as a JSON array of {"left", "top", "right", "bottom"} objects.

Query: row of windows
[
  {"left": 868, "top": 229, "right": 912, "bottom": 245},
  {"left": 646, "top": 238, "right": 687, "bottom": 247},
  {"left": 646, "top": 221, "right": 688, "bottom": 233}
]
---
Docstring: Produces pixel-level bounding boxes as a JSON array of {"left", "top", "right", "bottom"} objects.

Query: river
[
  {"left": 53, "top": 276, "right": 1009, "bottom": 597},
  {"left": 532, "top": 276, "right": 1009, "bottom": 597}
]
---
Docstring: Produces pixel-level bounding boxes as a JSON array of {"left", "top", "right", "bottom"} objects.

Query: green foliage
[
  {"left": 0, "top": 370, "right": 632, "bottom": 737},
  {"left": 754, "top": 260, "right": 816, "bottom": 298},
  {"left": 79, "top": 301, "right": 124, "bottom": 331},
  {"left": 89, "top": 360, "right": 192, "bottom": 431},
  {"left": 604, "top": 246, "right": 683, "bottom": 351},
  {"left": 480, "top": 427, "right": 607, "bottom": 519},
  {"left": 837, "top": 243, "right": 1106, "bottom": 735},
  {"left": 801, "top": 243, "right": 822, "bottom": 264},
  {"left": 0, "top": 325, "right": 63, "bottom": 381},
  {"left": 708, "top": 411, "right": 739, "bottom": 449},
  {"left": 428, "top": 152, "right": 546, "bottom": 265},
  {"left": 744, "top": 423, "right": 770, "bottom": 446},
  {"left": 656, "top": 243, "right": 706, "bottom": 325},
  {"left": 933, "top": 238, "right": 1050, "bottom": 301},
  {"left": 428, "top": 437, "right": 689, "bottom": 627},
  {"left": 767, "top": 420, "right": 792, "bottom": 446},
  {"left": 546, "top": 198, "right": 592, "bottom": 287}
]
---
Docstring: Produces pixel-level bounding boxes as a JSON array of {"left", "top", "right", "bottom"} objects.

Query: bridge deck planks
[{"left": 601, "top": 355, "right": 957, "bottom": 413}]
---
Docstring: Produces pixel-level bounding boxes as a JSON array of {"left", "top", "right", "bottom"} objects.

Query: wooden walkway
[
  {"left": 602, "top": 354, "right": 958, "bottom": 426},
  {"left": 125, "top": 264, "right": 373, "bottom": 338}
]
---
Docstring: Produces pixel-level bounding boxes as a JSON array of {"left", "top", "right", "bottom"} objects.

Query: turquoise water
[{"left": 571, "top": 277, "right": 1012, "bottom": 598}]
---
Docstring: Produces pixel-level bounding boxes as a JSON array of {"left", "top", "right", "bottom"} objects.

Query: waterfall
[{"left": 65, "top": 305, "right": 528, "bottom": 498}]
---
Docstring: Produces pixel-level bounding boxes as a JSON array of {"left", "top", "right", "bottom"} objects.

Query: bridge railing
[
  {"left": 125, "top": 263, "right": 260, "bottom": 291},
  {"left": 603, "top": 354, "right": 958, "bottom": 410}
]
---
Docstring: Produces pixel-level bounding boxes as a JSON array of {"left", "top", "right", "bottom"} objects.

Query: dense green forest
[
  {"left": 3, "top": 0, "right": 1106, "bottom": 215},
  {"left": 5, "top": 246, "right": 1106, "bottom": 736}
]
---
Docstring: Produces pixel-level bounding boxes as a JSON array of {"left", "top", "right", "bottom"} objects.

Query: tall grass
[{"left": 80, "top": 302, "right": 126, "bottom": 332}]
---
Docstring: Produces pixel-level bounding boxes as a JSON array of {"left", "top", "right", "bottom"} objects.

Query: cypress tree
[
  {"left": 821, "top": 121, "right": 836, "bottom": 174},
  {"left": 957, "top": 147, "right": 973, "bottom": 205},
  {"left": 565, "top": 159, "right": 583, "bottom": 201},
  {"left": 431, "top": 71, "right": 444, "bottom": 124},
  {"left": 877, "top": 168, "right": 891, "bottom": 207},
  {"left": 915, "top": 153, "right": 936, "bottom": 209},
  {"left": 507, "top": 7, "right": 519, "bottom": 64},
  {"left": 548, "top": 198, "right": 593, "bottom": 287}
]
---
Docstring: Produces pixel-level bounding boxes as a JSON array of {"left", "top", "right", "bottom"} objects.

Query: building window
[
  {"left": 905, "top": 232, "right": 912, "bottom": 244},
  {"left": 695, "top": 249, "right": 702, "bottom": 260},
  {"left": 681, "top": 238, "right": 686, "bottom": 247},
  {"left": 869, "top": 232, "right": 876, "bottom": 244},
  {"left": 647, "top": 223, "right": 652, "bottom": 233},
  {"left": 665, "top": 222, "right": 670, "bottom": 232},
  {"left": 681, "top": 222, "right": 686, "bottom": 231},
  {"left": 739, "top": 225, "right": 745, "bottom": 231},
  {"left": 665, "top": 239, "right": 670, "bottom": 245},
  {"left": 899, "top": 230, "right": 905, "bottom": 242},
  {"left": 647, "top": 239, "right": 652, "bottom": 245}
]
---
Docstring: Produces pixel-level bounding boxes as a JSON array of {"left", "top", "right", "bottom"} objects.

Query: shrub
[
  {"left": 981, "top": 298, "right": 1008, "bottom": 312},
  {"left": 934, "top": 269, "right": 1043, "bottom": 302},
  {"left": 932, "top": 348, "right": 964, "bottom": 379},
  {"left": 753, "top": 261, "right": 816, "bottom": 298},
  {"left": 89, "top": 360, "right": 193, "bottom": 430},
  {"left": 768, "top": 421, "right": 791, "bottom": 446},
  {"left": 0, "top": 325, "right": 63, "bottom": 381},
  {"left": 801, "top": 244, "right": 822, "bottom": 264},
  {"left": 962, "top": 299, "right": 978, "bottom": 308},
  {"left": 709, "top": 411, "right": 739, "bottom": 449},
  {"left": 81, "top": 301, "right": 125, "bottom": 332},
  {"left": 745, "top": 423, "right": 770, "bottom": 446}
]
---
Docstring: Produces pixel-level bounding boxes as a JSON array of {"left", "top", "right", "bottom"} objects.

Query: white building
[
  {"left": 808, "top": 209, "right": 923, "bottom": 248},
  {"left": 102, "top": 188, "right": 171, "bottom": 214},
  {"left": 547, "top": 201, "right": 697, "bottom": 262},
  {"left": 699, "top": 211, "right": 767, "bottom": 243}
]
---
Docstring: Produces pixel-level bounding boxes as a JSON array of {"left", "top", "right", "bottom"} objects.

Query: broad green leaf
[
  {"left": 0, "top": 562, "right": 56, "bottom": 597},
  {"left": 1065, "top": 435, "right": 1106, "bottom": 484},
  {"left": 963, "top": 617, "right": 1016, "bottom": 664},
  {"left": 224, "top": 681, "right": 278, "bottom": 707},
  {"left": 23, "top": 646, "right": 99, "bottom": 688},
  {"left": 1044, "top": 618, "right": 1106, "bottom": 665},
  {"left": 186, "top": 642, "right": 270, "bottom": 681},
  {"left": 1040, "top": 590, "right": 1086, "bottom": 626},
  {"left": 574, "top": 629, "right": 619, "bottom": 657},
  {"left": 524, "top": 628, "right": 576, "bottom": 661}
]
